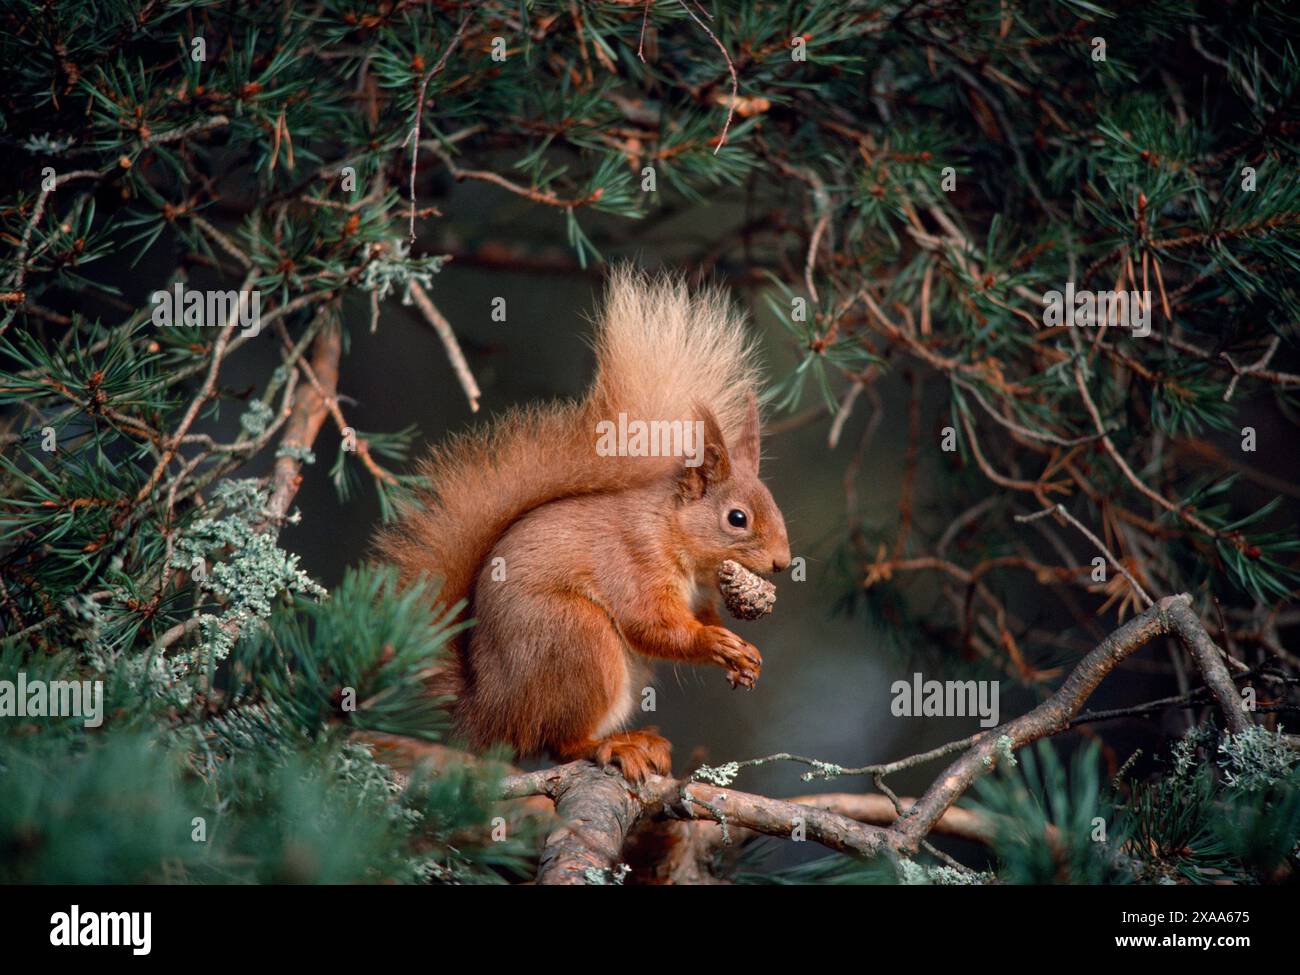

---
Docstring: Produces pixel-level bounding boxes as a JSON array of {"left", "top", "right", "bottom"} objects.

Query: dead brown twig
[{"left": 407, "top": 279, "right": 481, "bottom": 413}]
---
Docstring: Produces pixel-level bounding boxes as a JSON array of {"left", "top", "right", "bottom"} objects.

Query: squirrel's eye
[{"left": 727, "top": 509, "right": 748, "bottom": 529}]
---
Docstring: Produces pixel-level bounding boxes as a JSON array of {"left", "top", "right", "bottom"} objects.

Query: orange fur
[{"left": 372, "top": 269, "right": 790, "bottom": 782}]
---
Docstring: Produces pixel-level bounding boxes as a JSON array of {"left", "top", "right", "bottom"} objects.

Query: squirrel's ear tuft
[
  {"left": 732, "top": 391, "right": 761, "bottom": 474},
  {"left": 677, "top": 405, "right": 731, "bottom": 501}
]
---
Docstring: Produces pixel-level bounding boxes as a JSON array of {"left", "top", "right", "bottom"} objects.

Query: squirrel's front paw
[{"left": 701, "top": 625, "right": 762, "bottom": 689}]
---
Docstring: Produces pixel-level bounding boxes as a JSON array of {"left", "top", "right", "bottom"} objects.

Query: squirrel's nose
[{"left": 771, "top": 557, "right": 789, "bottom": 573}]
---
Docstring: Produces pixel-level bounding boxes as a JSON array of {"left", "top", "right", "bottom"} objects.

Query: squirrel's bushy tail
[
  {"left": 586, "top": 266, "right": 758, "bottom": 439},
  {"left": 373, "top": 268, "right": 759, "bottom": 695}
]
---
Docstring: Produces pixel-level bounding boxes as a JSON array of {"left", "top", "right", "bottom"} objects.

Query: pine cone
[{"left": 718, "top": 559, "right": 777, "bottom": 621}]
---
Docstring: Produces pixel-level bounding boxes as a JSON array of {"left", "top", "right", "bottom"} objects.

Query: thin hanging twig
[
  {"left": 404, "top": 11, "right": 473, "bottom": 242},
  {"left": 676, "top": 1, "right": 738, "bottom": 154}
]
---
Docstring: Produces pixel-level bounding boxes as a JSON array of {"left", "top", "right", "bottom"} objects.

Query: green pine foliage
[
  {"left": 948, "top": 730, "right": 1300, "bottom": 885},
  {"left": 965, "top": 740, "right": 1132, "bottom": 885},
  {"left": 1, "top": 566, "right": 532, "bottom": 883}
]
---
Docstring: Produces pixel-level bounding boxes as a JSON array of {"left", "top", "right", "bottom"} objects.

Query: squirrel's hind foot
[{"left": 558, "top": 729, "right": 672, "bottom": 784}]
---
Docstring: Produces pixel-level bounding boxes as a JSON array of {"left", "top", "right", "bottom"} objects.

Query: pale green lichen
[
  {"left": 360, "top": 239, "right": 446, "bottom": 305},
  {"left": 1217, "top": 725, "right": 1297, "bottom": 791},
  {"left": 239, "top": 399, "right": 274, "bottom": 437},
  {"left": 23, "top": 132, "right": 77, "bottom": 154},
  {"left": 681, "top": 783, "right": 731, "bottom": 844},
  {"left": 60, "top": 591, "right": 108, "bottom": 661},
  {"left": 800, "top": 759, "right": 845, "bottom": 782},
  {"left": 170, "top": 479, "right": 325, "bottom": 667},
  {"left": 983, "top": 734, "right": 1017, "bottom": 769},
  {"left": 275, "top": 442, "right": 316, "bottom": 464},
  {"left": 583, "top": 864, "right": 630, "bottom": 885},
  {"left": 898, "top": 859, "right": 993, "bottom": 885},
  {"left": 692, "top": 761, "right": 740, "bottom": 787},
  {"left": 1170, "top": 726, "right": 1215, "bottom": 780}
]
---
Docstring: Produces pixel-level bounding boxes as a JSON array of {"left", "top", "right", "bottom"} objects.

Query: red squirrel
[{"left": 374, "top": 269, "right": 790, "bottom": 781}]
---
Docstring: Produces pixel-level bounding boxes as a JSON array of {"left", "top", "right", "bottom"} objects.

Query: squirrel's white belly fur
[{"left": 593, "top": 655, "right": 635, "bottom": 738}]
